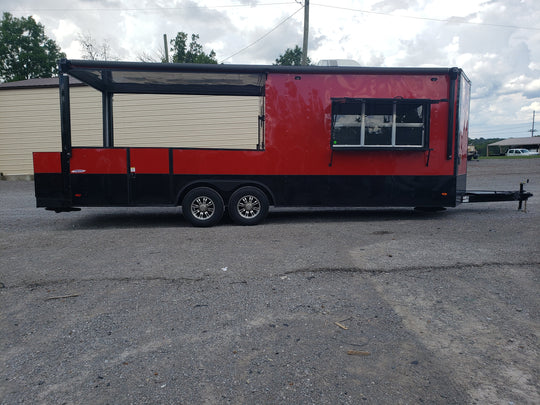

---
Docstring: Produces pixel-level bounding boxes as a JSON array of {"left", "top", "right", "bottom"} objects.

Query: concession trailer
[{"left": 33, "top": 59, "right": 532, "bottom": 226}]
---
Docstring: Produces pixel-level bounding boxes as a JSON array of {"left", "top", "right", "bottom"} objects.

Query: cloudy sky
[{"left": 3, "top": 0, "right": 540, "bottom": 139}]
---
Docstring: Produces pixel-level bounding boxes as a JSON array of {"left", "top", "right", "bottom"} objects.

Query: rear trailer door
[{"left": 455, "top": 72, "right": 471, "bottom": 201}]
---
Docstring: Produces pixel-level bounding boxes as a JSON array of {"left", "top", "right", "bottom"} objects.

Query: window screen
[{"left": 332, "top": 99, "right": 429, "bottom": 149}]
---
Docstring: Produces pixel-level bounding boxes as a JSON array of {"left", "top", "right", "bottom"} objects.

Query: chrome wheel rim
[
  {"left": 191, "top": 196, "right": 215, "bottom": 220},
  {"left": 237, "top": 195, "right": 261, "bottom": 219}
]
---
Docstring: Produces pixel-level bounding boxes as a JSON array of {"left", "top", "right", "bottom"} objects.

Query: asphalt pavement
[{"left": 1, "top": 158, "right": 539, "bottom": 404}]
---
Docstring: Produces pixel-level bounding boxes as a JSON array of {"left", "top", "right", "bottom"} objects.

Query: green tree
[
  {"left": 0, "top": 12, "right": 65, "bottom": 82},
  {"left": 274, "top": 45, "right": 310, "bottom": 66},
  {"left": 469, "top": 137, "right": 504, "bottom": 157},
  {"left": 170, "top": 32, "right": 217, "bottom": 64}
]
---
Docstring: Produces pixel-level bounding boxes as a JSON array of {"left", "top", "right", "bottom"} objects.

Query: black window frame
[{"left": 331, "top": 98, "right": 432, "bottom": 150}]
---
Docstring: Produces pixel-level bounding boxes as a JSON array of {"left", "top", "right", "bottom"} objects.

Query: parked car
[{"left": 505, "top": 148, "right": 537, "bottom": 156}]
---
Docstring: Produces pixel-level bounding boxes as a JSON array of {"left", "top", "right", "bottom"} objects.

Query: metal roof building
[{"left": 487, "top": 137, "right": 540, "bottom": 156}]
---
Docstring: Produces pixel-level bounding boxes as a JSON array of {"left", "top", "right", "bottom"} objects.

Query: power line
[
  {"left": 220, "top": 6, "right": 304, "bottom": 63},
  {"left": 471, "top": 128, "right": 531, "bottom": 136},
  {"left": 312, "top": 2, "right": 540, "bottom": 32},
  {"left": 472, "top": 133, "right": 531, "bottom": 138},
  {"left": 6, "top": 2, "right": 298, "bottom": 13},
  {"left": 473, "top": 124, "right": 530, "bottom": 130},
  {"left": 472, "top": 126, "right": 530, "bottom": 133},
  {"left": 9, "top": 1, "right": 539, "bottom": 32},
  {"left": 471, "top": 123, "right": 530, "bottom": 131}
]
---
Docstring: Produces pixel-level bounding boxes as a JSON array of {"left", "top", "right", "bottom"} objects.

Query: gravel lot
[{"left": 1, "top": 158, "right": 539, "bottom": 404}]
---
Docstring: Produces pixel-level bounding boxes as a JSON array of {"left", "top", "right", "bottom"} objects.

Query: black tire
[
  {"left": 228, "top": 186, "right": 269, "bottom": 226},
  {"left": 182, "top": 187, "right": 224, "bottom": 227}
]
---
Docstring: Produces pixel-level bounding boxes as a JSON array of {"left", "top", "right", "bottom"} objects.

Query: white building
[{"left": 487, "top": 137, "right": 540, "bottom": 156}]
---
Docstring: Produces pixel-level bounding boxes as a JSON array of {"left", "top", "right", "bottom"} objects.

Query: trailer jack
[{"left": 461, "top": 180, "right": 533, "bottom": 211}]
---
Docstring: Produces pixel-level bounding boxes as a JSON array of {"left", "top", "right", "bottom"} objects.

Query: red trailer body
[{"left": 33, "top": 60, "right": 473, "bottom": 226}]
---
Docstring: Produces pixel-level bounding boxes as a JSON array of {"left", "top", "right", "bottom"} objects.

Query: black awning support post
[
  {"left": 59, "top": 72, "right": 72, "bottom": 201},
  {"left": 102, "top": 70, "right": 114, "bottom": 147},
  {"left": 59, "top": 73, "right": 72, "bottom": 154},
  {"left": 102, "top": 91, "right": 114, "bottom": 147}
]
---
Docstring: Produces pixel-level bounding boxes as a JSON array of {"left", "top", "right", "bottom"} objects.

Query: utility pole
[
  {"left": 301, "top": 0, "right": 309, "bottom": 65},
  {"left": 163, "top": 34, "right": 169, "bottom": 63},
  {"left": 529, "top": 110, "right": 537, "bottom": 137}
]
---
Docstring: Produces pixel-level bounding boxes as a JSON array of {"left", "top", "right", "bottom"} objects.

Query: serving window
[{"left": 331, "top": 98, "right": 430, "bottom": 149}]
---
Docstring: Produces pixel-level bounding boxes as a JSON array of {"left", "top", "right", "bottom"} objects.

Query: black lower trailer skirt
[{"left": 35, "top": 173, "right": 461, "bottom": 210}]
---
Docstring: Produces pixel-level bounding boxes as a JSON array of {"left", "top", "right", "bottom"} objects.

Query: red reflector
[{"left": 75, "top": 193, "right": 82, "bottom": 197}]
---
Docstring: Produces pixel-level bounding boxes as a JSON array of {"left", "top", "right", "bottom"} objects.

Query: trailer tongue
[
  {"left": 462, "top": 181, "right": 533, "bottom": 210},
  {"left": 33, "top": 60, "right": 533, "bottom": 226}
]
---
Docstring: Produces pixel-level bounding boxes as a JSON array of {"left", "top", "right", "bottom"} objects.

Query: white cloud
[
  {"left": 51, "top": 19, "right": 78, "bottom": 42},
  {"left": 2, "top": 0, "right": 539, "bottom": 138}
]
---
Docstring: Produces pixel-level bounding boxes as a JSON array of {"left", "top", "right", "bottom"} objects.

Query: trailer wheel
[
  {"left": 182, "top": 187, "right": 224, "bottom": 227},
  {"left": 228, "top": 186, "right": 269, "bottom": 226}
]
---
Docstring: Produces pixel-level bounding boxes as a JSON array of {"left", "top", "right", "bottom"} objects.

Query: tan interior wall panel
[
  {"left": 0, "top": 87, "right": 261, "bottom": 175},
  {"left": 0, "top": 87, "right": 101, "bottom": 175},
  {"left": 113, "top": 94, "right": 261, "bottom": 149}
]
